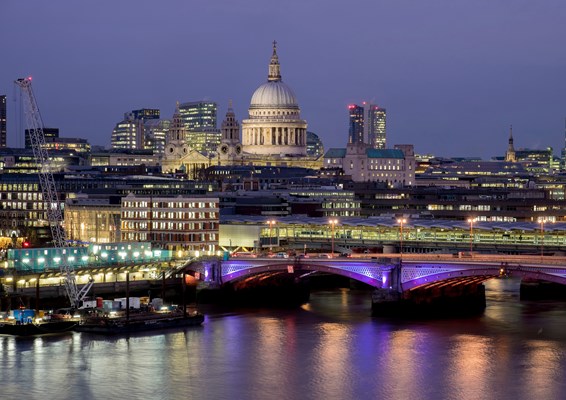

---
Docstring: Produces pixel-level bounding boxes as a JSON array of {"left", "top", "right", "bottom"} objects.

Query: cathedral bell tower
[{"left": 217, "top": 100, "right": 243, "bottom": 165}]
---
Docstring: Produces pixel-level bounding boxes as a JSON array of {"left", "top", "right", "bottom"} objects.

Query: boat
[
  {"left": 74, "top": 309, "right": 204, "bottom": 334},
  {"left": 0, "top": 318, "right": 78, "bottom": 336},
  {"left": 0, "top": 308, "right": 79, "bottom": 337}
]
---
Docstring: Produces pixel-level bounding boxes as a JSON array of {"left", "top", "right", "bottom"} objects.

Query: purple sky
[{"left": 2, "top": 0, "right": 566, "bottom": 159}]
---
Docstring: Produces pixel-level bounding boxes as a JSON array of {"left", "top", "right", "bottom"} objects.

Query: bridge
[{"left": 185, "top": 254, "right": 566, "bottom": 314}]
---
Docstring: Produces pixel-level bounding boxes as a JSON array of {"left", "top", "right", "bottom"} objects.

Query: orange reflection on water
[
  {"left": 520, "top": 340, "right": 562, "bottom": 400},
  {"left": 380, "top": 329, "right": 421, "bottom": 399},
  {"left": 447, "top": 334, "right": 493, "bottom": 399},
  {"left": 311, "top": 322, "right": 353, "bottom": 400}
]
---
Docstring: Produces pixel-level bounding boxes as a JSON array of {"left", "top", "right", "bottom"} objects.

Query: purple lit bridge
[{"left": 184, "top": 255, "right": 566, "bottom": 294}]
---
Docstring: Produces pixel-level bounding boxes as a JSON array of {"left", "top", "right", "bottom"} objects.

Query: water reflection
[{"left": 0, "top": 284, "right": 566, "bottom": 399}]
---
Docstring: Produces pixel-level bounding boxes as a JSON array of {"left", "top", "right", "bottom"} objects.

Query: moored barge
[{"left": 74, "top": 309, "right": 204, "bottom": 334}]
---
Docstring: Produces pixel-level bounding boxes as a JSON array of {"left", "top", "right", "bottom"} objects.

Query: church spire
[
  {"left": 268, "top": 40, "right": 282, "bottom": 82},
  {"left": 505, "top": 124, "right": 516, "bottom": 162}
]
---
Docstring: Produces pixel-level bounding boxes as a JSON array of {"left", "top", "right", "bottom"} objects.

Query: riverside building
[{"left": 120, "top": 194, "right": 219, "bottom": 255}]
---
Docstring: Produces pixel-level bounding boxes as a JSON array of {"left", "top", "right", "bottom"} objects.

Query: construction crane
[{"left": 15, "top": 77, "right": 93, "bottom": 309}]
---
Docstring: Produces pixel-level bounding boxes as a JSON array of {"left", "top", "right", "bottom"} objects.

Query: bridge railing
[{"left": 365, "top": 253, "right": 566, "bottom": 266}]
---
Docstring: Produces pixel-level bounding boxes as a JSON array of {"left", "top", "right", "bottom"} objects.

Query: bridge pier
[
  {"left": 372, "top": 284, "right": 486, "bottom": 317},
  {"left": 520, "top": 279, "right": 566, "bottom": 301}
]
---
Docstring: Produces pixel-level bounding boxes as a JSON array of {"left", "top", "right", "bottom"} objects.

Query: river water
[{"left": 1, "top": 278, "right": 566, "bottom": 400}]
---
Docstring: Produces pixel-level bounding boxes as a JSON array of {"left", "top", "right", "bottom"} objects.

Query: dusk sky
[{"left": 2, "top": 1, "right": 566, "bottom": 159}]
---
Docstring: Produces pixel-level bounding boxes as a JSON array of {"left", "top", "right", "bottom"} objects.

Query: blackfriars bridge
[{"left": 185, "top": 254, "right": 566, "bottom": 313}]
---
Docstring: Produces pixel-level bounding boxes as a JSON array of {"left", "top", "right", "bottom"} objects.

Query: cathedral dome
[
  {"left": 242, "top": 41, "right": 307, "bottom": 157},
  {"left": 250, "top": 81, "right": 298, "bottom": 109}
]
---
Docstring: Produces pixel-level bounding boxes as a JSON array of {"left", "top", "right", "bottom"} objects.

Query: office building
[
  {"left": 120, "top": 193, "right": 219, "bottom": 254},
  {"left": 25, "top": 127, "right": 59, "bottom": 149},
  {"left": 111, "top": 109, "right": 162, "bottom": 151},
  {"left": 306, "top": 131, "right": 324, "bottom": 158},
  {"left": 348, "top": 105, "right": 364, "bottom": 145},
  {"left": 177, "top": 101, "right": 220, "bottom": 156},
  {"left": 143, "top": 119, "right": 170, "bottom": 155},
  {"left": 178, "top": 101, "right": 217, "bottom": 132},
  {"left": 131, "top": 108, "right": 160, "bottom": 121},
  {"left": 43, "top": 137, "right": 91, "bottom": 153},
  {"left": 323, "top": 143, "right": 415, "bottom": 186},
  {"left": 348, "top": 103, "right": 386, "bottom": 149},
  {"left": 0, "top": 95, "right": 6, "bottom": 148},
  {"left": 111, "top": 113, "right": 141, "bottom": 150}
]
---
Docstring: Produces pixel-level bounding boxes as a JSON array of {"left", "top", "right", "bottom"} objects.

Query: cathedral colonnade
[{"left": 244, "top": 126, "right": 307, "bottom": 146}]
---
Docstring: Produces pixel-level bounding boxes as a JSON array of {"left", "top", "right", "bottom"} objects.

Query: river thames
[{"left": 1, "top": 278, "right": 566, "bottom": 400}]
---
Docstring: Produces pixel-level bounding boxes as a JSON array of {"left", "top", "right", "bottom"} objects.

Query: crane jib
[{"left": 15, "top": 78, "right": 94, "bottom": 308}]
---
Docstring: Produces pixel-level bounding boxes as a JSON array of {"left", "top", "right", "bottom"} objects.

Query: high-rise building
[
  {"left": 348, "top": 105, "right": 364, "bottom": 145},
  {"left": 111, "top": 113, "right": 141, "bottom": 150},
  {"left": 131, "top": 108, "right": 160, "bottom": 121},
  {"left": 348, "top": 103, "right": 387, "bottom": 149},
  {"left": 177, "top": 101, "right": 220, "bottom": 156},
  {"left": 367, "top": 104, "right": 386, "bottom": 149},
  {"left": 143, "top": 119, "right": 170, "bottom": 155},
  {"left": 178, "top": 101, "right": 217, "bottom": 132},
  {"left": 0, "top": 95, "right": 6, "bottom": 148},
  {"left": 111, "top": 109, "right": 162, "bottom": 151}
]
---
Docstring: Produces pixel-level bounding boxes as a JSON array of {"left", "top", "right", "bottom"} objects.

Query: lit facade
[
  {"left": 323, "top": 143, "right": 415, "bottom": 186},
  {"left": 368, "top": 105, "right": 386, "bottom": 149},
  {"left": 178, "top": 101, "right": 217, "bottom": 132},
  {"left": 111, "top": 114, "right": 141, "bottom": 150},
  {"left": 0, "top": 148, "right": 84, "bottom": 174},
  {"left": 187, "top": 129, "right": 221, "bottom": 156},
  {"left": 44, "top": 137, "right": 91, "bottom": 153},
  {"left": 65, "top": 196, "right": 121, "bottom": 243},
  {"left": 111, "top": 109, "right": 164, "bottom": 152},
  {"left": 143, "top": 119, "right": 170, "bottom": 155},
  {"left": 120, "top": 194, "right": 220, "bottom": 254},
  {"left": 90, "top": 150, "right": 159, "bottom": 167}
]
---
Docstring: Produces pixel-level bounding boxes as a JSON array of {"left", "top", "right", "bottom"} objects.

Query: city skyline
[{"left": 2, "top": 1, "right": 566, "bottom": 159}]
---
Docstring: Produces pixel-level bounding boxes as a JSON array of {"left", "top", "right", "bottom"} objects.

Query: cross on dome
[{"left": 268, "top": 40, "right": 281, "bottom": 82}]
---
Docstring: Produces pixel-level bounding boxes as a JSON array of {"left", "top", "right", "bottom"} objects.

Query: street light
[
  {"left": 329, "top": 218, "right": 339, "bottom": 258},
  {"left": 467, "top": 218, "right": 476, "bottom": 256},
  {"left": 266, "top": 220, "right": 276, "bottom": 253},
  {"left": 538, "top": 218, "right": 552, "bottom": 259},
  {"left": 397, "top": 218, "right": 407, "bottom": 257}
]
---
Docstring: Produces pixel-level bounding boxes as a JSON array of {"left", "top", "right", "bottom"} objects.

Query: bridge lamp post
[
  {"left": 267, "top": 219, "right": 276, "bottom": 254},
  {"left": 538, "top": 218, "right": 552, "bottom": 259},
  {"left": 467, "top": 218, "right": 476, "bottom": 256},
  {"left": 329, "top": 218, "right": 339, "bottom": 258},
  {"left": 397, "top": 218, "right": 407, "bottom": 258}
]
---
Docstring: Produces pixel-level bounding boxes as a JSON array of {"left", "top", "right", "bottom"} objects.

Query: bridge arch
[
  {"left": 221, "top": 260, "right": 386, "bottom": 288},
  {"left": 401, "top": 265, "right": 566, "bottom": 291}
]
